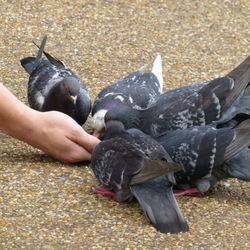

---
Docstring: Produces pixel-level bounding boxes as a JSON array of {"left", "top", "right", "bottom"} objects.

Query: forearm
[
  {"left": 0, "top": 83, "right": 38, "bottom": 142},
  {"left": 0, "top": 83, "right": 100, "bottom": 162}
]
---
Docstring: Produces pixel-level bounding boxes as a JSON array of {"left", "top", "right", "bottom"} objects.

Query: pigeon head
[
  {"left": 91, "top": 105, "right": 141, "bottom": 139},
  {"left": 104, "top": 120, "right": 126, "bottom": 139},
  {"left": 104, "top": 105, "right": 141, "bottom": 130},
  {"left": 60, "top": 77, "right": 81, "bottom": 104}
]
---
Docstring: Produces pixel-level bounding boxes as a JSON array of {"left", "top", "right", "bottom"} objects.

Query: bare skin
[{"left": 0, "top": 83, "right": 100, "bottom": 163}]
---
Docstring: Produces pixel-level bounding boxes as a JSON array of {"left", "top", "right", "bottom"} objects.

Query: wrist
[
  {"left": 3, "top": 103, "right": 40, "bottom": 144},
  {"left": 0, "top": 83, "right": 39, "bottom": 140}
]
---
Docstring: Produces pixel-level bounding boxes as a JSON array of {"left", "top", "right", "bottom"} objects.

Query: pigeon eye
[
  {"left": 64, "top": 86, "right": 69, "bottom": 92},
  {"left": 105, "top": 117, "right": 112, "bottom": 122}
]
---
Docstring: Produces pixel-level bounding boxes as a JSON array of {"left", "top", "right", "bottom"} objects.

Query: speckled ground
[{"left": 0, "top": 0, "right": 249, "bottom": 248}]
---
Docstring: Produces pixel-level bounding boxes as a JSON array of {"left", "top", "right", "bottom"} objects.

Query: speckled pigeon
[
  {"left": 91, "top": 54, "right": 163, "bottom": 136},
  {"left": 20, "top": 36, "right": 91, "bottom": 126},
  {"left": 104, "top": 56, "right": 250, "bottom": 136},
  {"left": 91, "top": 120, "right": 189, "bottom": 234},
  {"left": 153, "top": 119, "right": 250, "bottom": 194}
]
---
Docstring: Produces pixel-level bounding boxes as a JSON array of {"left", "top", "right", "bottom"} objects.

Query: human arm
[{"left": 0, "top": 83, "right": 100, "bottom": 163}]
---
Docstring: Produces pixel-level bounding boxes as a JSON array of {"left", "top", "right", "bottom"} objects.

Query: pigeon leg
[
  {"left": 93, "top": 186, "right": 116, "bottom": 198},
  {"left": 94, "top": 186, "right": 201, "bottom": 197},
  {"left": 173, "top": 188, "right": 201, "bottom": 196}
]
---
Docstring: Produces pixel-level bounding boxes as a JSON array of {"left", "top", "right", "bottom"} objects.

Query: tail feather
[
  {"left": 36, "top": 35, "right": 47, "bottom": 59},
  {"left": 224, "top": 55, "right": 250, "bottom": 110},
  {"left": 131, "top": 176, "right": 189, "bottom": 234},
  {"left": 137, "top": 54, "right": 163, "bottom": 92},
  {"left": 33, "top": 37, "right": 65, "bottom": 69},
  {"left": 151, "top": 54, "right": 163, "bottom": 93},
  {"left": 224, "top": 119, "right": 250, "bottom": 161},
  {"left": 226, "top": 55, "right": 250, "bottom": 83},
  {"left": 138, "top": 63, "right": 148, "bottom": 74},
  {"left": 20, "top": 36, "right": 47, "bottom": 74}
]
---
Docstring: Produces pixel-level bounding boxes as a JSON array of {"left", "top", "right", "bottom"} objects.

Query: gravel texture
[{"left": 0, "top": 0, "right": 249, "bottom": 248}]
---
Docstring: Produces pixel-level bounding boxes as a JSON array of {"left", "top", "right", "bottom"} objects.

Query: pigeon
[
  {"left": 91, "top": 54, "right": 163, "bottom": 136},
  {"left": 153, "top": 119, "right": 250, "bottom": 194},
  {"left": 91, "top": 120, "right": 189, "bottom": 234},
  {"left": 20, "top": 36, "right": 91, "bottom": 126},
  {"left": 104, "top": 56, "right": 250, "bottom": 136}
]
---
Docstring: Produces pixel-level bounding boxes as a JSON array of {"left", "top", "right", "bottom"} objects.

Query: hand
[
  {"left": 0, "top": 83, "right": 100, "bottom": 163},
  {"left": 26, "top": 110, "right": 101, "bottom": 163}
]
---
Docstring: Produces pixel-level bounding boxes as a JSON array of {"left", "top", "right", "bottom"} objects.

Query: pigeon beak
[
  {"left": 91, "top": 128, "right": 106, "bottom": 139},
  {"left": 87, "top": 128, "right": 102, "bottom": 138},
  {"left": 70, "top": 95, "right": 77, "bottom": 104},
  {"left": 92, "top": 131, "right": 103, "bottom": 139}
]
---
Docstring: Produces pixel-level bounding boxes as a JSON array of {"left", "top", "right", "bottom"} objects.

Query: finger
[
  {"left": 62, "top": 143, "right": 92, "bottom": 163},
  {"left": 73, "top": 130, "right": 101, "bottom": 153}
]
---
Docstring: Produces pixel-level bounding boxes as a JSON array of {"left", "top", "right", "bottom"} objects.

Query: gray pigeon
[
  {"left": 153, "top": 119, "right": 250, "bottom": 194},
  {"left": 104, "top": 56, "right": 250, "bottom": 136},
  {"left": 91, "top": 55, "right": 163, "bottom": 136},
  {"left": 20, "top": 36, "right": 91, "bottom": 126},
  {"left": 91, "top": 120, "right": 189, "bottom": 234}
]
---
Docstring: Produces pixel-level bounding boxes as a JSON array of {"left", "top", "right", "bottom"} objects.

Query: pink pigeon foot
[
  {"left": 93, "top": 186, "right": 116, "bottom": 199},
  {"left": 173, "top": 187, "right": 201, "bottom": 196},
  {"left": 94, "top": 185, "right": 201, "bottom": 198}
]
